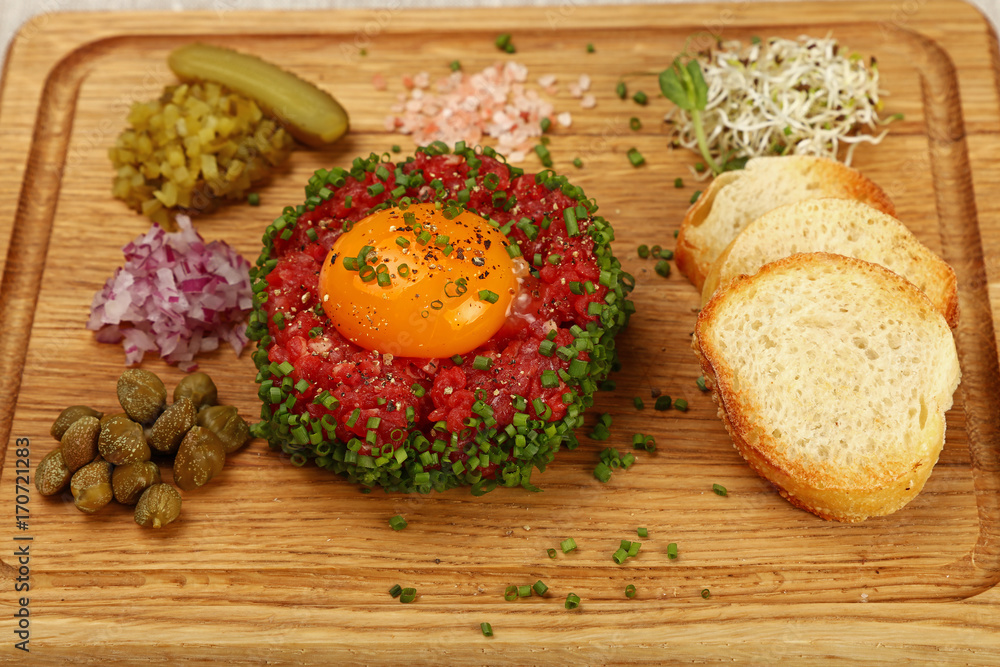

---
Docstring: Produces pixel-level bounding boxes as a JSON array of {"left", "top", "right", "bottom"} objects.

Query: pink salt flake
[
  {"left": 557, "top": 111, "right": 573, "bottom": 127},
  {"left": 383, "top": 61, "right": 562, "bottom": 159},
  {"left": 372, "top": 73, "right": 388, "bottom": 91},
  {"left": 580, "top": 94, "right": 596, "bottom": 109}
]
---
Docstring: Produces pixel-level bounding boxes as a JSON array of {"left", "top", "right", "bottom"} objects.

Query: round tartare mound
[{"left": 247, "top": 142, "right": 634, "bottom": 494}]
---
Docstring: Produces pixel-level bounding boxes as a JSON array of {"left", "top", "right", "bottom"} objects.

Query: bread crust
[
  {"left": 699, "top": 198, "right": 960, "bottom": 327},
  {"left": 676, "top": 156, "right": 896, "bottom": 292},
  {"left": 693, "top": 252, "right": 960, "bottom": 522}
]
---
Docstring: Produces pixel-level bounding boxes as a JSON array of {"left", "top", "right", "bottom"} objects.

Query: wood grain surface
[{"left": 2, "top": 1, "right": 1000, "bottom": 663}]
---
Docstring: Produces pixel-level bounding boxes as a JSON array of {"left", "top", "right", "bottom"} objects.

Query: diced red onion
[{"left": 88, "top": 215, "right": 252, "bottom": 371}]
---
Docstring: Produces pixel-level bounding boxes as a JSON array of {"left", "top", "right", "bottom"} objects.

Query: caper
[
  {"left": 196, "top": 405, "right": 251, "bottom": 454},
  {"left": 134, "top": 484, "right": 182, "bottom": 528},
  {"left": 148, "top": 397, "right": 197, "bottom": 454},
  {"left": 35, "top": 448, "right": 71, "bottom": 496},
  {"left": 173, "top": 372, "right": 218, "bottom": 410},
  {"left": 61, "top": 415, "right": 101, "bottom": 472},
  {"left": 117, "top": 368, "right": 167, "bottom": 424},
  {"left": 50, "top": 405, "right": 103, "bottom": 441},
  {"left": 70, "top": 459, "right": 113, "bottom": 514},
  {"left": 112, "top": 461, "right": 162, "bottom": 505},
  {"left": 98, "top": 414, "right": 151, "bottom": 465},
  {"left": 173, "top": 426, "right": 225, "bottom": 491}
]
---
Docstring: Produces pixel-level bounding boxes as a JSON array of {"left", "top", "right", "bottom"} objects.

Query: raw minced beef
[{"left": 247, "top": 143, "right": 634, "bottom": 494}]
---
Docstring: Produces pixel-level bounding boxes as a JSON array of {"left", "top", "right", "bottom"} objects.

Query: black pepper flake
[{"left": 484, "top": 239, "right": 492, "bottom": 249}]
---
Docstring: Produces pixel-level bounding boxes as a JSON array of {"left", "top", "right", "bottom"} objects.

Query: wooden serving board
[{"left": 2, "top": 1, "right": 1000, "bottom": 663}]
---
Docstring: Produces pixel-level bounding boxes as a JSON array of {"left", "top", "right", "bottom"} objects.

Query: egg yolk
[{"left": 319, "top": 203, "right": 520, "bottom": 358}]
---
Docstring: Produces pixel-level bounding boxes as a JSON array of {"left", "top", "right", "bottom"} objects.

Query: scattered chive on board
[
  {"left": 713, "top": 483, "right": 728, "bottom": 496},
  {"left": 389, "top": 515, "right": 408, "bottom": 531},
  {"left": 481, "top": 622, "right": 493, "bottom": 637}
]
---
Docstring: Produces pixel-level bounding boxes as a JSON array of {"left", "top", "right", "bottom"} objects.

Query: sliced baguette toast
[
  {"left": 676, "top": 155, "right": 895, "bottom": 292},
  {"left": 693, "top": 252, "right": 961, "bottom": 523},
  {"left": 701, "top": 198, "right": 959, "bottom": 327}
]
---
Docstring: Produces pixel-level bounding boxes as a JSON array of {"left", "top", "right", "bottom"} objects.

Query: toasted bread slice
[
  {"left": 693, "top": 253, "right": 960, "bottom": 522},
  {"left": 676, "top": 156, "right": 895, "bottom": 291},
  {"left": 701, "top": 198, "right": 958, "bottom": 326}
]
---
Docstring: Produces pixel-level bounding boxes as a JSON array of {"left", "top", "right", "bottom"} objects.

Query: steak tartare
[{"left": 247, "top": 142, "right": 634, "bottom": 493}]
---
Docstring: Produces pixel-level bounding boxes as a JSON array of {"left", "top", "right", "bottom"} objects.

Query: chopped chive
[
  {"left": 627, "top": 148, "right": 645, "bottom": 167},
  {"left": 367, "top": 183, "right": 385, "bottom": 196},
  {"left": 399, "top": 587, "right": 416, "bottom": 603},
  {"left": 305, "top": 228, "right": 319, "bottom": 242},
  {"left": 628, "top": 541, "right": 641, "bottom": 557},
  {"left": 560, "top": 538, "right": 577, "bottom": 553},
  {"left": 389, "top": 584, "right": 403, "bottom": 598},
  {"left": 613, "top": 548, "right": 628, "bottom": 564},
  {"left": 367, "top": 416, "right": 382, "bottom": 430},
  {"left": 701, "top": 588, "right": 711, "bottom": 599},
  {"left": 479, "top": 289, "right": 499, "bottom": 304},
  {"left": 547, "top": 548, "right": 558, "bottom": 559},
  {"left": 633, "top": 91, "right": 648, "bottom": 105},
  {"left": 411, "top": 383, "right": 426, "bottom": 398},
  {"left": 358, "top": 266, "right": 376, "bottom": 282},
  {"left": 247, "top": 192, "right": 260, "bottom": 206},
  {"left": 541, "top": 370, "right": 559, "bottom": 388},
  {"left": 651, "top": 245, "right": 662, "bottom": 258},
  {"left": 564, "top": 593, "right": 581, "bottom": 610},
  {"left": 594, "top": 462, "right": 612, "bottom": 482},
  {"left": 389, "top": 515, "right": 408, "bottom": 531},
  {"left": 629, "top": 117, "right": 642, "bottom": 131},
  {"left": 396, "top": 236, "right": 410, "bottom": 247},
  {"left": 661, "top": 249, "right": 675, "bottom": 260},
  {"left": 625, "top": 584, "right": 637, "bottom": 598},
  {"left": 506, "top": 243, "right": 522, "bottom": 258},
  {"left": 346, "top": 408, "right": 361, "bottom": 427},
  {"left": 517, "top": 585, "right": 532, "bottom": 598},
  {"left": 654, "top": 396, "right": 672, "bottom": 411},
  {"left": 534, "top": 144, "right": 553, "bottom": 168},
  {"left": 573, "top": 157, "right": 583, "bottom": 168},
  {"left": 344, "top": 194, "right": 352, "bottom": 209},
  {"left": 690, "top": 190, "right": 702, "bottom": 204},
  {"left": 674, "top": 177, "right": 684, "bottom": 188},
  {"left": 434, "top": 234, "right": 450, "bottom": 246},
  {"left": 342, "top": 256, "right": 359, "bottom": 271},
  {"left": 633, "top": 397, "right": 645, "bottom": 410},
  {"left": 294, "top": 379, "right": 309, "bottom": 393},
  {"left": 667, "top": 542, "right": 678, "bottom": 559},
  {"left": 391, "top": 144, "right": 401, "bottom": 153},
  {"left": 533, "top": 580, "right": 548, "bottom": 596},
  {"left": 451, "top": 355, "right": 464, "bottom": 366},
  {"left": 417, "top": 230, "right": 432, "bottom": 245},
  {"left": 538, "top": 340, "right": 556, "bottom": 357},
  {"left": 655, "top": 260, "right": 671, "bottom": 278},
  {"left": 586, "top": 42, "right": 595, "bottom": 53},
  {"left": 480, "top": 622, "right": 493, "bottom": 637},
  {"left": 643, "top": 436, "right": 656, "bottom": 452},
  {"left": 308, "top": 326, "right": 323, "bottom": 339},
  {"left": 504, "top": 585, "right": 518, "bottom": 601},
  {"left": 695, "top": 162, "right": 706, "bottom": 173},
  {"left": 637, "top": 244, "right": 649, "bottom": 258},
  {"left": 616, "top": 81, "right": 627, "bottom": 99},
  {"left": 547, "top": 254, "right": 562, "bottom": 265},
  {"left": 541, "top": 117, "right": 552, "bottom": 132},
  {"left": 377, "top": 272, "right": 392, "bottom": 287},
  {"left": 637, "top": 527, "right": 648, "bottom": 538},
  {"left": 674, "top": 398, "right": 689, "bottom": 412},
  {"left": 712, "top": 483, "right": 728, "bottom": 496},
  {"left": 696, "top": 376, "right": 709, "bottom": 392},
  {"left": 398, "top": 263, "right": 410, "bottom": 278},
  {"left": 450, "top": 60, "right": 462, "bottom": 71},
  {"left": 495, "top": 33, "right": 512, "bottom": 50},
  {"left": 473, "top": 355, "right": 492, "bottom": 371}
]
